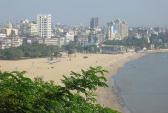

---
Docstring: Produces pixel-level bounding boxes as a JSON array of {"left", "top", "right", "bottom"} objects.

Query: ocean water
[{"left": 113, "top": 52, "right": 168, "bottom": 113}]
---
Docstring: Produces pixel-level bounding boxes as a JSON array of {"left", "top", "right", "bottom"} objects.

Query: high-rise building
[
  {"left": 107, "top": 22, "right": 116, "bottom": 40},
  {"left": 20, "top": 20, "right": 38, "bottom": 37},
  {"left": 1, "top": 22, "right": 19, "bottom": 37},
  {"left": 120, "top": 21, "right": 128, "bottom": 39},
  {"left": 90, "top": 17, "right": 99, "bottom": 29},
  {"left": 114, "top": 19, "right": 128, "bottom": 39},
  {"left": 37, "top": 14, "right": 52, "bottom": 38},
  {"left": 107, "top": 19, "right": 128, "bottom": 40},
  {"left": 28, "top": 21, "right": 38, "bottom": 37},
  {"left": 20, "top": 19, "right": 30, "bottom": 36}
]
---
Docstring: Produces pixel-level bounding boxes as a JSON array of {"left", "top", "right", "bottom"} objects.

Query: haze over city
[
  {"left": 0, "top": 0, "right": 168, "bottom": 113},
  {"left": 0, "top": 0, "right": 168, "bottom": 26}
]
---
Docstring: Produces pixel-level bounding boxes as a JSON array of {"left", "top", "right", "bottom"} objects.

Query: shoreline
[
  {"left": 0, "top": 52, "right": 143, "bottom": 112},
  {"left": 95, "top": 52, "right": 145, "bottom": 112},
  {"left": 112, "top": 50, "right": 168, "bottom": 113},
  {"left": 1, "top": 50, "right": 168, "bottom": 112},
  {"left": 102, "top": 49, "right": 168, "bottom": 113}
]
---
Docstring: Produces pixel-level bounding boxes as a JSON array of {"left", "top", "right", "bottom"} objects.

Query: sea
[{"left": 113, "top": 52, "right": 168, "bottom": 113}]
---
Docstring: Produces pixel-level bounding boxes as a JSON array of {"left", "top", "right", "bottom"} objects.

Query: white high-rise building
[
  {"left": 107, "top": 19, "right": 128, "bottom": 40},
  {"left": 37, "top": 14, "right": 52, "bottom": 38},
  {"left": 107, "top": 22, "right": 116, "bottom": 40}
]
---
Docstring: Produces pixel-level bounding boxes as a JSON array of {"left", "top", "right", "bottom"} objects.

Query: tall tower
[
  {"left": 37, "top": 14, "right": 51, "bottom": 38},
  {"left": 106, "top": 19, "right": 128, "bottom": 40},
  {"left": 121, "top": 21, "right": 128, "bottom": 39},
  {"left": 107, "top": 22, "right": 116, "bottom": 40},
  {"left": 90, "top": 17, "right": 99, "bottom": 30},
  {"left": 113, "top": 19, "right": 128, "bottom": 40}
]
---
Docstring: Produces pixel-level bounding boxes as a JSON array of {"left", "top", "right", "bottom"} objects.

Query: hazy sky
[{"left": 0, "top": 0, "right": 167, "bottom": 26}]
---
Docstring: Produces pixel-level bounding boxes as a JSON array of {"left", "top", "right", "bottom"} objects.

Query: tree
[
  {"left": 103, "top": 40, "right": 124, "bottom": 46},
  {"left": 0, "top": 67, "right": 120, "bottom": 113},
  {"left": 1, "top": 48, "right": 24, "bottom": 60},
  {"left": 84, "top": 45, "right": 100, "bottom": 53},
  {"left": 0, "top": 44, "right": 61, "bottom": 60}
]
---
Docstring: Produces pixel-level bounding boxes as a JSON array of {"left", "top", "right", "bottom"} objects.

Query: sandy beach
[{"left": 0, "top": 52, "right": 144, "bottom": 112}]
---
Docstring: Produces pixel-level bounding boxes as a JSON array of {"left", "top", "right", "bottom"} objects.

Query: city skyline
[{"left": 0, "top": 0, "right": 168, "bottom": 27}]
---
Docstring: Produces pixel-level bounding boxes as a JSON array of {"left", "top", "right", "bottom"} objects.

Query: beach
[{"left": 0, "top": 52, "right": 144, "bottom": 112}]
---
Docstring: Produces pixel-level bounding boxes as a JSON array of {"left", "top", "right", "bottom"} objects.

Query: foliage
[
  {"left": 0, "top": 48, "right": 24, "bottom": 60},
  {"left": 103, "top": 32, "right": 168, "bottom": 49},
  {"left": 0, "top": 67, "right": 120, "bottom": 113},
  {"left": 149, "top": 34, "right": 163, "bottom": 48},
  {"left": 103, "top": 40, "right": 125, "bottom": 46},
  {"left": 158, "top": 33, "right": 168, "bottom": 43},
  {"left": 63, "top": 41, "right": 82, "bottom": 53},
  {"left": 64, "top": 41, "right": 100, "bottom": 53},
  {"left": 83, "top": 45, "right": 100, "bottom": 53},
  {"left": 103, "top": 37, "right": 149, "bottom": 49},
  {"left": 0, "top": 44, "right": 60, "bottom": 60},
  {"left": 125, "top": 37, "right": 149, "bottom": 48}
]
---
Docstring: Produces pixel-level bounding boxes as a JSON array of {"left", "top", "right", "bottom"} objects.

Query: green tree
[
  {"left": 84, "top": 45, "right": 100, "bottom": 53},
  {"left": 150, "top": 34, "right": 163, "bottom": 48},
  {"left": 1, "top": 48, "right": 24, "bottom": 60},
  {"left": 0, "top": 44, "right": 60, "bottom": 60},
  {"left": 0, "top": 67, "right": 120, "bottom": 113}
]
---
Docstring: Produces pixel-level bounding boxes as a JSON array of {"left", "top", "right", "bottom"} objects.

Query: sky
[{"left": 0, "top": 0, "right": 167, "bottom": 27}]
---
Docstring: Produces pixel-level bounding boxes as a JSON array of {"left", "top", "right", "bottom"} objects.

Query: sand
[{"left": 0, "top": 52, "right": 144, "bottom": 112}]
